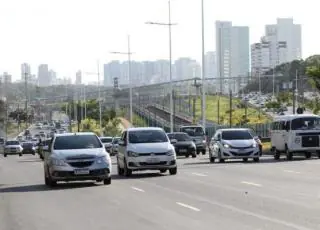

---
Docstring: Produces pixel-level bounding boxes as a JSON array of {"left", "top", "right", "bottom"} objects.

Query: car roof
[
  {"left": 217, "top": 128, "right": 251, "bottom": 132},
  {"left": 100, "top": 136, "right": 113, "bottom": 139},
  {"left": 54, "top": 132, "right": 96, "bottom": 137},
  {"left": 274, "top": 114, "right": 320, "bottom": 121},
  {"left": 167, "top": 132, "right": 187, "bottom": 135},
  {"left": 126, "top": 127, "right": 164, "bottom": 131}
]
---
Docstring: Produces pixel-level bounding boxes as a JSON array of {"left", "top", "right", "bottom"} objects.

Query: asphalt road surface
[{"left": 1, "top": 149, "right": 320, "bottom": 230}]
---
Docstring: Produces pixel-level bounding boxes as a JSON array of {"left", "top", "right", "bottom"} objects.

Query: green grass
[
  {"left": 132, "top": 114, "right": 148, "bottom": 127},
  {"left": 195, "top": 95, "right": 271, "bottom": 125}
]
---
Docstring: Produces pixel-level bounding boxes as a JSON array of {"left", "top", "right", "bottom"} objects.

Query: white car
[
  {"left": 100, "top": 137, "right": 113, "bottom": 153},
  {"left": 117, "top": 127, "right": 177, "bottom": 176},
  {"left": 3, "top": 140, "right": 23, "bottom": 157},
  {"left": 209, "top": 128, "right": 260, "bottom": 163}
]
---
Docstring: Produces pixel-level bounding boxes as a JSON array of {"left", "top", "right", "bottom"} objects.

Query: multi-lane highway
[{"left": 1, "top": 147, "right": 320, "bottom": 230}]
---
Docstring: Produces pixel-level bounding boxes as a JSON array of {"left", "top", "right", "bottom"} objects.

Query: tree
[{"left": 307, "top": 65, "right": 320, "bottom": 92}]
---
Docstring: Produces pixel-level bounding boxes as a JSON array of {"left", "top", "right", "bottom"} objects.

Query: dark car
[
  {"left": 167, "top": 132, "right": 197, "bottom": 158},
  {"left": 22, "top": 142, "right": 36, "bottom": 155}
]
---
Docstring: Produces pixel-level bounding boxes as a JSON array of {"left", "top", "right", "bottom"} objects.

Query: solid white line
[
  {"left": 283, "top": 170, "right": 301, "bottom": 174},
  {"left": 131, "top": 186, "right": 145, "bottom": 192},
  {"left": 176, "top": 202, "right": 200, "bottom": 212},
  {"left": 191, "top": 172, "right": 207, "bottom": 177},
  {"left": 241, "top": 181, "right": 262, "bottom": 187}
]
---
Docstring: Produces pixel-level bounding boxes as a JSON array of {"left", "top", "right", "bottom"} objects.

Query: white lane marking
[
  {"left": 283, "top": 170, "right": 301, "bottom": 174},
  {"left": 131, "top": 186, "right": 145, "bottom": 192},
  {"left": 191, "top": 172, "right": 207, "bottom": 177},
  {"left": 176, "top": 202, "right": 200, "bottom": 212},
  {"left": 241, "top": 181, "right": 262, "bottom": 187}
]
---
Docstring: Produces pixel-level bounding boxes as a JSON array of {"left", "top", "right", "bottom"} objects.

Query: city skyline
[{"left": 1, "top": 0, "right": 318, "bottom": 82}]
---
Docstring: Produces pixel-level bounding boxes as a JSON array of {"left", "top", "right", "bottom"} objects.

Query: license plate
[
  {"left": 146, "top": 157, "right": 160, "bottom": 163},
  {"left": 179, "top": 149, "right": 187, "bottom": 153},
  {"left": 74, "top": 169, "right": 90, "bottom": 175}
]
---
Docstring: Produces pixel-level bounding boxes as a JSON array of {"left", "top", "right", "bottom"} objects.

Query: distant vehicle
[
  {"left": 35, "top": 124, "right": 42, "bottom": 129},
  {"left": 100, "top": 137, "right": 113, "bottom": 153},
  {"left": 179, "top": 125, "right": 207, "bottom": 155},
  {"left": 24, "top": 129, "right": 31, "bottom": 136},
  {"left": 16, "top": 135, "right": 23, "bottom": 142},
  {"left": 0, "top": 137, "right": 5, "bottom": 145},
  {"left": 43, "top": 132, "right": 112, "bottom": 187},
  {"left": 117, "top": 127, "right": 177, "bottom": 176},
  {"left": 167, "top": 132, "right": 196, "bottom": 158},
  {"left": 3, "top": 140, "right": 23, "bottom": 157},
  {"left": 111, "top": 137, "right": 121, "bottom": 155},
  {"left": 209, "top": 128, "right": 260, "bottom": 163},
  {"left": 270, "top": 114, "right": 320, "bottom": 160},
  {"left": 22, "top": 142, "right": 36, "bottom": 155},
  {"left": 34, "top": 134, "right": 41, "bottom": 139}
]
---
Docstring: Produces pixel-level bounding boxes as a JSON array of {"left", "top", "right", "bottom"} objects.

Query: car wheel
[
  {"left": 218, "top": 150, "right": 224, "bottom": 163},
  {"left": 202, "top": 150, "right": 206, "bottom": 155},
  {"left": 103, "top": 177, "right": 111, "bottom": 185},
  {"left": 160, "top": 169, "right": 167, "bottom": 173},
  {"left": 117, "top": 161, "right": 124, "bottom": 176},
  {"left": 44, "top": 174, "right": 56, "bottom": 187},
  {"left": 210, "top": 156, "right": 215, "bottom": 163},
  {"left": 243, "top": 158, "right": 248, "bottom": 162},
  {"left": 4, "top": 154, "right": 7, "bottom": 157},
  {"left": 19, "top": 153, "right": 22, "bottom": 157},
  {"left": 274, "top": 149, "right": 280, "bottom": 160},
  {"left": 185, "top": 154, "right": 189, "bottom": 158},
  {"left": 123, "top": 159, "right": 132, "bottom": 177},
  {"left": 285, "top": 147, "right": 293, "bottom": 161},
  {"left": 317, "top": 151, "right": 320, "bottom": 159},
  {"left": 191, "top": 153, "right": 197, "bottom": 158},
  {"left": 253, "top": 157, "right": 260, "bottom": 162},
  {"left": 305, "top": 152, "right": 311, "bottom": 159},
  {"left": 169, "top": 167, "right": 177, "bottom": 175},
  {"left": 196, "top": 150, "right": 200, "bottom": 155}
]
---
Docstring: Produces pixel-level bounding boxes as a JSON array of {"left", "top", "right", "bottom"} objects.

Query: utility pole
[
  {"left": 217, "top": 94, "right": 220, "bottom": 124},
  {"left": 229, "top": 89, "right": 232, "bottom": 128},
  {"left": 24, "top": 71, "right": 28, "bottom": 129},
  {"left": 293, "top": 70, "right": 298, "bottom": 114}
]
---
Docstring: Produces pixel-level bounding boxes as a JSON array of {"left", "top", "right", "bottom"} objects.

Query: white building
[
  {"left": 38, "top": 64, "right": 49, "bottom": 87},
  {"left": 251, "top": 18, "right": 302, "bottom": 76},
  {"left": 205, "top": 51, "right": 216, "bottom": 79},
  {"left": 75, "top": 70, "right": 82, "bottom": 85},
  {"left": 216, "top": 21, "right": 249, "bottom": 94},
  {"left": 21, "top": 63, "right": 31, "bottom": 81}
]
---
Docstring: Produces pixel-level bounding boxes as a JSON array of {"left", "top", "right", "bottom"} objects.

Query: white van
[{"left": 270, "top": 114, "right": 320, "bottom": 160}]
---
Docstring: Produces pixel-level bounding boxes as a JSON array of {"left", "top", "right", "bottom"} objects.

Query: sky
[{"left": 0, "top": 0, "right": 320, "bottom": 83}]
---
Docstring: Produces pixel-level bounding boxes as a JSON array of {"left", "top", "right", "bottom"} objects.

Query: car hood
[
  {"left": 52, "top": 148, "right": 106, "bottom": 159},
  {"left": 5, "top": 145, "right": 21, "bottom": 148},
  {"left": 104, "top": 143, "right": 112, "bottom": 147},
  {"left": 174, "top": 141, "right": 194, "bottom": 147},
  {"left": 128, "top": 142, "right": 172, "bottom": 153},
  {"left": 222, "top": 139, "right": 254, "bottom": 148}
]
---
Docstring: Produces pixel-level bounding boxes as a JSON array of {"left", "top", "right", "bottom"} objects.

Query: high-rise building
[
  {"left": 251, "top": 18, "right": 301, "bottom": 76},
  {"left": 104, "top": 61, "right": 121, "bottom": 86},
  {"left": 21, "top": 63, "right": 31, "bottom": 82},
  {"left": 75, "top": 70, "right": 82, "bottom": 85},
  {"left": 0, "top": 72, "right": 12, "bottom": 84},
  {"left": 216, "top": 21, "right": 249, "bottom": 93},
  {"left": 205, "top": 51, "right": 216, "bottom": 79},
  {"left": 38, "top": 64, "right": 49, "bottom": 86},
  {"left": 49, "top": 70, "right": 57, "bottom": 85}
]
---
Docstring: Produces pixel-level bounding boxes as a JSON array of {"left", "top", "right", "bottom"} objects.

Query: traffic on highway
[{"left": 1, "top": 113, "right": 320, "bottom": 230}]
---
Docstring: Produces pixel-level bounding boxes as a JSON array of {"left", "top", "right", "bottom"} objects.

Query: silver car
[
  {"left": 43, "top": 132, "right": 112, "bottom": 187},
  {"left": 4, "top": 140, "right": 23, "bottom": 157},
  {"left": 209, "top": 128, "right": 260, "bottom": 163},
  {"left": 100, "top": 136, "right": 113, "bottom": 153}
]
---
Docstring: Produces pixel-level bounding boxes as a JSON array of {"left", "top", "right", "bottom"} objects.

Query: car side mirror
[
  {"left": 118, "top": 140, "right": 126, "bottom": 146},
  {"left": 170, "top": 139, "right": 177, "bottom": 144}
]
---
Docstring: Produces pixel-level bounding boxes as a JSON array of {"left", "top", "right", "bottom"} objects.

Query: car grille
[
  {"left": 302, "top": 136, "right": 319, "bottom": 147},
  {"left": 66, "top": 155, "right": 96, "bottom": 160},
  {"left": 139, "top": 152, "right": 167, "bottom": 156},
  {"left": 231, "top": 146, "right": 252, "bottom": 150},
  {"left": 230, "top": 151, "right": 253, "bottom": 156},
  {"left": 68, "top": 161, "right": 94, "bottom": 168},
  {"left": 140, "top": 161, "right": 167, "bottom": 166}
]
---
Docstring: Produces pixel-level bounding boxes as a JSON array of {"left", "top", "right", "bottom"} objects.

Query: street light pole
[
  {"left": 110, "top": 35, "right": 133, "bottom": 124},
  {"left": 201, "top": 0, "right": 206, "bottom": 131},
  {"left": 145, "top": 0, "right": 177, "bottom": 132},
  {"left": 97, "top": 61, "right": 102, "bottom": 136}
]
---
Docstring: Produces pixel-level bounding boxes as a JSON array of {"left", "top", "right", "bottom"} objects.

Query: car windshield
[
  {"left": 6, "top": 141, "right": 20, "bottom": 145},
  {"left": 180, "top": 127, "right": 204, "bottom": 137},
  {"left": 22, "top": 143, "right": 34, "bottom": 148},
  {"left": 222, "top": 130, "right": 253, "bottom": 140},
  {"left": 291, "top": 117, "right": 320, "bottom": 130},
  {"left": 53, "top": 135, "right": 103, "bottom": 150},
  {"left": 112, "top": 138, "right": 120, "bottom": 144},
  {"left": 128, "top": 130, "right": 168, "bottom": 144},
  {"left": 100, "top": 138, "right": 113, "bottom": 143},
  {"left": 174, "top": 133, "right": 191, "bottom": 141}
]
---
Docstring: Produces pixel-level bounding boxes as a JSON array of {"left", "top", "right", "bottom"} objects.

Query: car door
[{"left": 117, "top": 131, "right": 127, "bottom": 167}]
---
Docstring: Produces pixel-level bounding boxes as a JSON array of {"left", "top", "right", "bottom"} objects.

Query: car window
[
  {"left": 53, "top": 135, "right": 103, "bottom": 150},
  {"left": 180, "top": 127, "right": 204, "bottom": 136},
  {"left": 112, "top": 138, "right": 120, "bottom": 144},
  {"left": 222, "top": 130, "right": 253, "bottom": 140},
  {"left": 128, "top": 130, "right": 168, "bottom": 144},
  {"left": 6, "top": 141, "right": 20, "bottom": 145},
  {"left": 22, "top": 143, "right": 34, "bottom": 147},
  {"left": 100, "top": 138, "right": 113, "bottom": 143},
  {"left": 167, "top": 134, "right": 174, "bottom": 139},
  {"left": 174, "top": 133, "right": 191, "bottom": 141}
]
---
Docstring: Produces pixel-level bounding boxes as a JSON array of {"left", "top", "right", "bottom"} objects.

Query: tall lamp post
[
  {"left": 146, "top": 0, "right": 177, "bottom": 132},
  {"left": 110, "top": 35, "right": 133, "bottom": 124},
  {"left": 201, "top": 0, "right": 206, "bottom": 131}
]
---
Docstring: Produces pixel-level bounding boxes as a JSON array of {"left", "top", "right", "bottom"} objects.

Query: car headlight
[
  {"left": 50, "top": 158, "right": 67, "bottom": 166},
  {"left": 202, "top": 140, "right": 206, "bottom": 143},
  {"left": 223, "top": 144, "right": 230, "bottom": 148},
  {"left": 166, "top": 149, "right": 175, "bottom": 156},
  {"left": 127, "top": 151, "right": 139, "bottom": 157},
  {"left": 294, "top": 137, "right": 301, "bottom": 144},
  {"left": 96, "top": 156, "right": 108, "bottom": 164}
]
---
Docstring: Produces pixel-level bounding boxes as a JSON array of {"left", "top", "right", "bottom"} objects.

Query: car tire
[
  {"left": 253, "top": 157, "right": 260, "bottom": 162},
  {"left": 45, "top": 174, "right": 57, "bottom": 187},
  {"left": 19, "top": 153, "right": 22, "bottom": 157},
  {"left": 305, "top": 152, "right": 311, "bottom": 159},
  {"left": 160, "top": 169, "right": 167, "bottom": 173},
  {"left": 285, "top": 146, "right": 293, "bottom": 161},
  {"left": 210, "top": 156, "right": 215, "bottom": 163},
  {"left": 202, "top": 150, "right": 206, "bottom": 155},
  {"left": 191, "top": 153, "right": 197, "bottom": 158},
  {"left": 169, "top": 167, "right": 177, "bottom": 175},
  {"left": 274, "top": 150, "right": 280, "bottom": 160},
  {"left": 103, "top": 177, "right": 111, "bottom": 185},
  {"left": 317, "top": 151, "right": 320, "bottom": 159},
  {"left": 197, "top": 150, "right": 200, "bottom": 155},
  {"left": 123, "top": 159, "right": 132, "bottom": 177},
  {"left": 4, "top": 154, "right": 7, "bottom": 157},
  {"left": 243, "top": 158, "right": 248, "bottom": 162},
  {"left": 185, "top": 154, "right": 189, "bottom": 158},
  {"left": 218, "top": 150, "right": 224, "bottom": 163}
]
